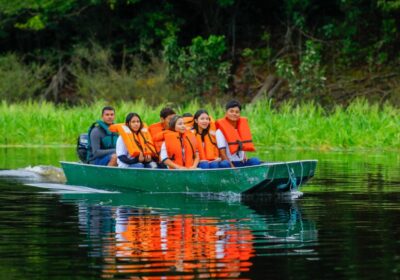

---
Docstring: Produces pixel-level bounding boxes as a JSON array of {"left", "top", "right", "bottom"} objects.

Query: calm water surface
[{"left": 0, "top": 147, "right": 399, "bottom": 279}]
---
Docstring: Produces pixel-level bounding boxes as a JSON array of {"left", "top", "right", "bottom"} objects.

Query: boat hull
[{"left": 61, "top": 160, "right": 317, "bottom": 194}]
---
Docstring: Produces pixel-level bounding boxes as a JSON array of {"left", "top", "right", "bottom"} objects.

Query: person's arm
[
  {"left": 163, "top": 158, "right": 187, "bottom": 169},
  {"left": 160, "top": 142, "right": 186, "bottom": 169},
  {"left": 118, "top": 155, "right": 139, "bottom": 164},
  {"left": 216, "top": 129, "right": 234, "bottom": 167},
  {"left": 189, "top": 152, "right": 200, "bottom": 169},
  {"left": 116, "top": 136, "right": 138, "bottom": 164},
  {"left": 219, "top": 148, "right": 234, "bottom": 167},
  {"left": 90, "top": 127, "right": 115, "bottom": 158},
  {"left": 144, "top": 154, "right": 152, "bottom": 162}
]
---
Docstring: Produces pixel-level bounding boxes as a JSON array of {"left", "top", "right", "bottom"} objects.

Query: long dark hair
[
  {"left": 125, "top": 112, "right": 143, "bottom": 133},
  {"left": 193, "top": 109, "right": 210, "bottom": 141},
  {"left": 168, "top": 115, "right": 182, "bottom": 132}
]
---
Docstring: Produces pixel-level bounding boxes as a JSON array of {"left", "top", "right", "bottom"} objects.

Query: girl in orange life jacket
[
  {"left": 160, "top": 115, "right": 200, "bottom": 169},
  {"left": 216, "top": 100, "right": 261, "bottom": 168},
  {"left": 192, "top": 109, "right": 231, "bottom": 169},
  {"left": 115, "top": 113, "right": 158, "bottom": 168}
]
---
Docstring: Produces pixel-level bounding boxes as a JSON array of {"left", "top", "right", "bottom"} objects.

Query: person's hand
[
  {"left": 144, "top": 155, "right": 151, "bottom": 162},
  {"left": 138, "top": 152, "right": 144, "bottom": 162}
]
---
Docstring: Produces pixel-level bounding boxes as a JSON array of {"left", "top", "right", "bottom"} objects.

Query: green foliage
[
  {"left": 242, "top": 32, "right": 272, "bottom": 68},
  {"left": 217, "top": 0, "right": 235, "bottom": 7},
  {"left": 130, "top": 2, "right": 181, "bottom": 53},
  {"left": 163, "top": 35, "right": 231, "bottom": 96},
  {"left": 2, "top": 99, "right": 400, "bottom": 150},
  {"left": 1, "top": 0, "right": 400, "bottom": 104},
  {"left": 0, "top": 54, "right": 51, "bottom": 102},
  {"left": 377, "top": 0, "right": 400, "bottom": 11},
  {"left": 275, "top": 40, "right": 326, "bottom": 98},
  {"left": 0, "top": 0, "right": 78, "bottom": 30},
  {"left": 69, "top": 43, "right": 181, "bottom": 104},
  {"left": 283, "top": 0, "right": 313, "bottom": 32}
]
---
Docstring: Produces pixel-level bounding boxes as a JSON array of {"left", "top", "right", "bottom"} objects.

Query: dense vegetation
[
  {"left": 1, "top": 0, "right": 400, "bottom": 105},
  {"left": 1, "top": 100, "right": 400, "bottom": 150}
]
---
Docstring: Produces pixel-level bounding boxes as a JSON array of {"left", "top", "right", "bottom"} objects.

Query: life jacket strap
[{"left": 227, "top": 139, "right": 253, "bottom": 154}]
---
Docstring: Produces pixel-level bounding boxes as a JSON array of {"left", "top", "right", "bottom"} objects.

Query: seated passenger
[
  {"left": 87, "top": 106, "right": 118, "bottom": 166},
  {"left": 192, "top": 109, "right": 230, "bottom": 169},
  {"left": 160, "top": 115, "right": 200, "bottom": 169},
  {"left": 216, "top": 100, "right": 261, "bottom": 168},
  {"left": 182, "top": 112, "right": 194, "bottom": 130},
  {"left": 149, "top": 107, "right": 176, "bottom": 154},
  {"left": 111, "top": 113, "right": 158, "bottom": 168}
]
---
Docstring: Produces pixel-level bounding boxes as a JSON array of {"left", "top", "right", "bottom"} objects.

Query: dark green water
[{"left": 0, "top": 147, "right": 399, "bottom": 279}]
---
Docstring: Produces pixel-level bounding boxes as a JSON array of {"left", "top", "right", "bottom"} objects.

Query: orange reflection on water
[{"left": 102, "top": 213, "right": 254, "bottom": 279}]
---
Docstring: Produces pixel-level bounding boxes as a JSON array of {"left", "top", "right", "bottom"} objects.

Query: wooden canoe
[{"left": 61, "top": 160, "right": 317, "bottom": 194}]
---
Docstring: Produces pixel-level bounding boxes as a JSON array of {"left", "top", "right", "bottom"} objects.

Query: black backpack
[{"left": 76, "top": 133, "right": 89, "bottom": 163}]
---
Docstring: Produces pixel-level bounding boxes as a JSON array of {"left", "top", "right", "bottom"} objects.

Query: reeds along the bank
[{"left": 1, "top": 99, "right": 400, "bottom": 150}]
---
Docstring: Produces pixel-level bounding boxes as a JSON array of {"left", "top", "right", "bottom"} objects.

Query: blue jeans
[
  {"left": 128, "top": 163, "right": 145, "bottom": 168},
  {"left": 198, "top": 160, "right": 231, "bottom": 169},
  {"left": 94, "top": 154, "right": 112, "bottom": 166},
  {"left": 218, "top": 160, "right": 231, "bottom": 168},
  {"left": 232, "top": 157, "right": 261, "bottom": 167}
]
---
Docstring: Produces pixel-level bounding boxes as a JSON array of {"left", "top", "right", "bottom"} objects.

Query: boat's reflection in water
[{"left": 65, "top": 192, "right": 317, "bottom": 279}]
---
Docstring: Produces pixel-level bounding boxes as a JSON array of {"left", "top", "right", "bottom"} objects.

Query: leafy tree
[
  {"left": 163, "top": 34, "right": 231, "bottom": 97},
  {"left": 276, "top": 40, "right": 326, "bottom": 98}
]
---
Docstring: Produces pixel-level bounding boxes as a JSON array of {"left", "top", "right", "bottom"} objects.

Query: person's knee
[
  {"left": 219, "top": 160, "right": 231, "bottom": 168},
  {"left": 247, "top": 157, "right": 261, "bottom": 166},
  {"left": 209, "top": 161, "right": 219, "bottom": 169},
  {"left": 107, "top": 153, "right": 118, "bottom": 166},
  {"left": 198, "top": 161, "right": 210, "bottom": 169}
]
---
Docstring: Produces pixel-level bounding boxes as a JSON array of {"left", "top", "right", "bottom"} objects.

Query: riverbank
[{"left": 1, "top": 99, "right": 399, "bottom": 150}]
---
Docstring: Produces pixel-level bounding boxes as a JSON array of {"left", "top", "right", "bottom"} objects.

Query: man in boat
[
  {"left": 216, "top": 100, "right": 261, "bottom": 167},
  {"left": 148, "top": 107, "right": 176, "bottom": 153},
  {"left": 87, "top": 106, "right": 118, "bottom": 166}
]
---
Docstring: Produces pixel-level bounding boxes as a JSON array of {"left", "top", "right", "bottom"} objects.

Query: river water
[{"left": 0, "top": 147, "right": 399, "bottom": 279}]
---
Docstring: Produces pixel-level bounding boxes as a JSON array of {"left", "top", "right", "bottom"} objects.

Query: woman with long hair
[
  {"left": 114, "top": 112, "right": 158, "bottom": 168},
  {"left": 192, "top": 109, "right": 230, "bottom": 169},
  {"left": 160, "top": 115, "right": 200, "bottom": 169}
]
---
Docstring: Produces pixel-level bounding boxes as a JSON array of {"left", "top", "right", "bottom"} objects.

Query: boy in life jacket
[
  {"left": 216, "top": 100, "right": 261, "bottom": 168},
  {"left": 160, "top": 115, "right": 200, "bottom": 169},
  {"left": 112, "top": 113, "right": 158, "bottom": 168},
  {"left": 192, "top": 109, "right": 230, "bottom": 169},
  {"left": 87, "top": 106, "right": 118, "bottom": 166},
  {"left": 149, "top": 107, "right": 176, "bottom": 153}
]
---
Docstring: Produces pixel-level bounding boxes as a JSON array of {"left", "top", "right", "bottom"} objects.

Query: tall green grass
[{"left": 1, "top": 99, "right": 400, "bottom": 150}]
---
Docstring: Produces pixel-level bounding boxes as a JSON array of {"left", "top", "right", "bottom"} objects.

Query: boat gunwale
[{"left": 60, "top": 160, "right": 318, "bottom": 172}]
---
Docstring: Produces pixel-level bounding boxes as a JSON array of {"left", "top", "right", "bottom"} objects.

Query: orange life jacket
[
  {"left": 183, "top": 116, "right": 194, "bottom": 130},
  {"left": 165, "top": 131, "right": 198, "bottom": 168},
  {"left": 193, "top": 130, "right": 219, "bottom": 161},
  {"left": 216, "top": 117, "right": 255, "bottom": 154},
  {"left": 109, "top": 123, "right": 157, "bottom": 157},
  {"left": 149, "top": 122, "right": 165, "bottom": 153}
]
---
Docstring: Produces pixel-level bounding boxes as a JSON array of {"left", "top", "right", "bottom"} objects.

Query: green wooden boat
[{"left": 61, "top": 160, "right": 317, "bottom": 194}]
